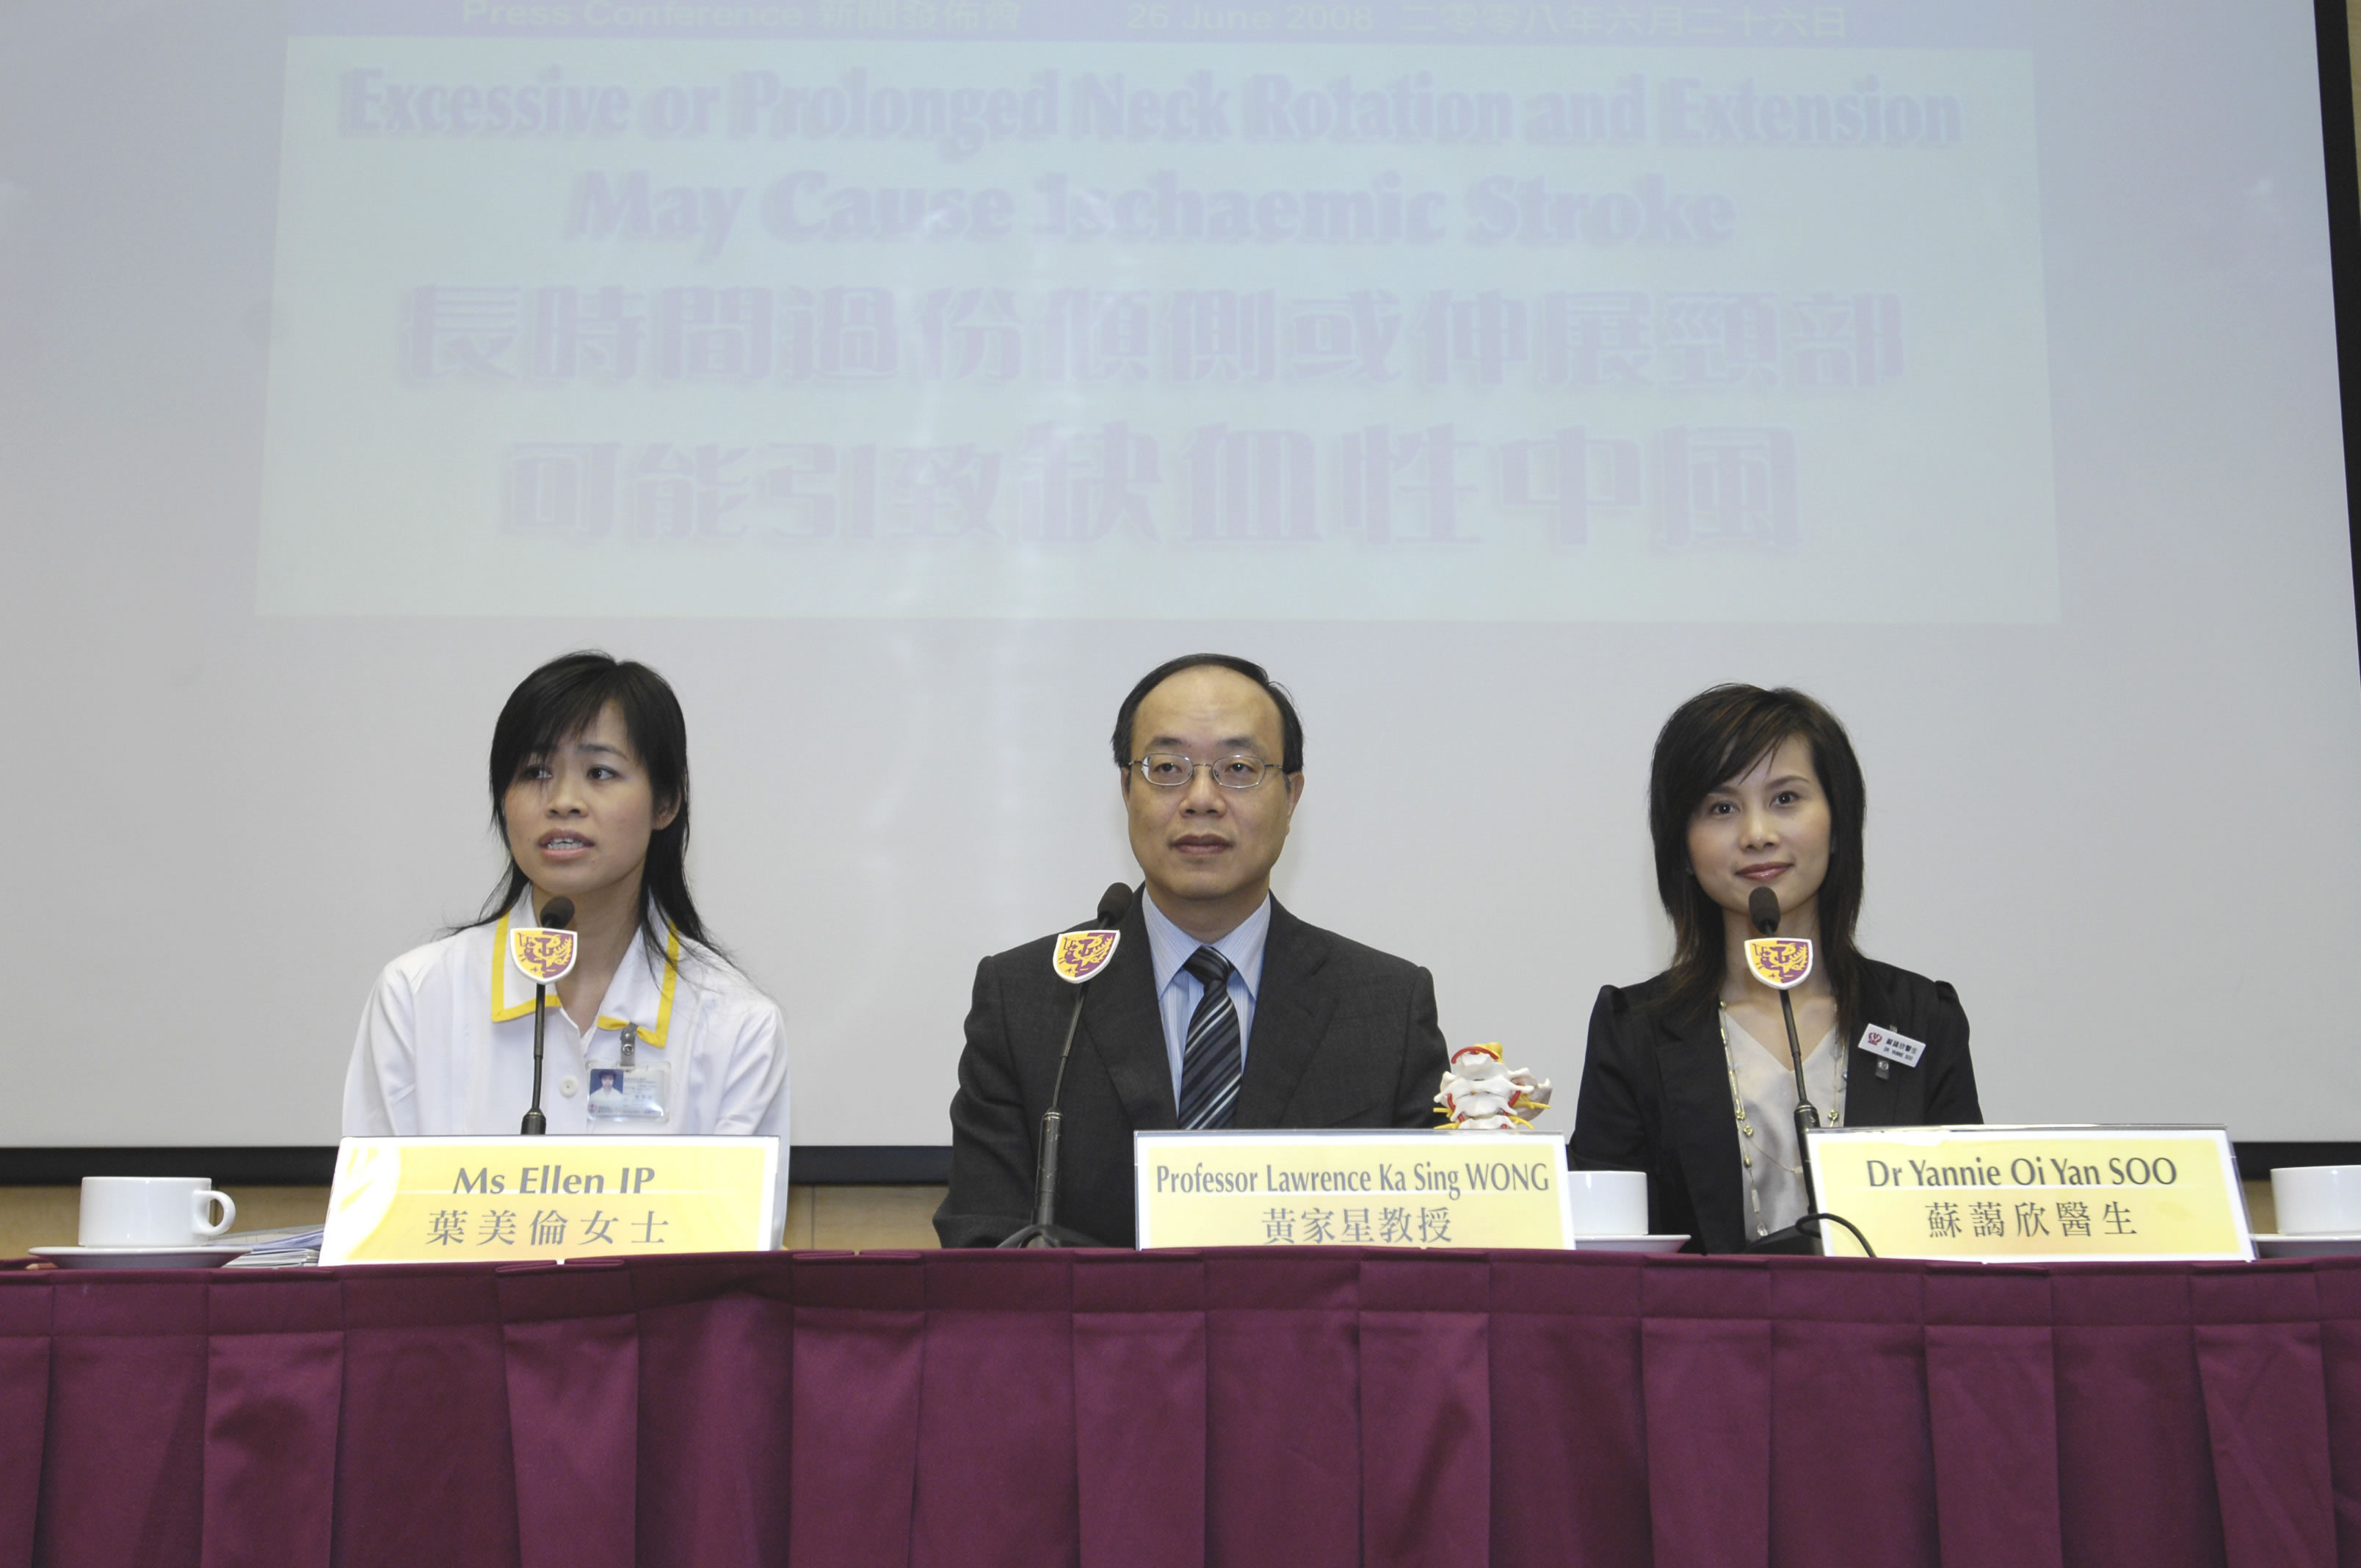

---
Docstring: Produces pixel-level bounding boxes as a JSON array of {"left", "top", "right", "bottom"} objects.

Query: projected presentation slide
[{"left": 254, "top": 5, "right": 2059, "bottom": 622}]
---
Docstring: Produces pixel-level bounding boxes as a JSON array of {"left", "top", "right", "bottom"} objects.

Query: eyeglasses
[{"left": 1130, "top": 752, "right": 1277, "bottom": 790}]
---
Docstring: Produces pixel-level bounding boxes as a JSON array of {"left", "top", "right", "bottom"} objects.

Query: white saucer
[
  {"left": 2254, "top": 1233, "right": 2361, "bottom": 1258},
  {"left": 29, "top": 1243, "right": 253, "bottom": 1270},
  {"left": 1574, "top": 1234, "right": 1689, "bottom": 1254}
]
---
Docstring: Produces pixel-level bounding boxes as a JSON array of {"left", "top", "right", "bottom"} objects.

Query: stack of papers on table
[{"left": 220, "top": 1226, "right": 324, "bottom": 1268}]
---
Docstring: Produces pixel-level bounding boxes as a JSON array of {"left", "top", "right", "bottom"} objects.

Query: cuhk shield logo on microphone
[
  {"left": 1743, "top": 936, "right": 1813, "bottom": 990},
  {"left": 1052, "top": 930, "right": 1120, "bottom": 984},
  {"left": 511, "top": 926, "right": 579, "bottom": 985}
]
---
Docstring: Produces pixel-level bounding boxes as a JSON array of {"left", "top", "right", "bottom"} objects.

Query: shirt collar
[
  {"left": 1142, "top": 890, "right": 1272, "bottom": 1002},
  {"left": 593, "top": 920, "right": 678, "bottom": 1045},
  {"left": 488, "top": 885, "right": 681, "bottom": 1045}
]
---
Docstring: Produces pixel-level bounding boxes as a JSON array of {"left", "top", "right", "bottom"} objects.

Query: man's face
[{"left": 1120, "top": 665, "right": 1303, "bottom": 936}]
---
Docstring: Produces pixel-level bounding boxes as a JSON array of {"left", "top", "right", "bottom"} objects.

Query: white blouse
[
  {"left": 342, "top": 888, "right": 792, "bottom": 1230},
  {"left": 1722, "top": 1009, "right": 1843, "bottom": 1241}
]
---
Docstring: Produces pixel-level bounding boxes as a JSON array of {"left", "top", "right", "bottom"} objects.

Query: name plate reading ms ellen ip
[
  {"left": 1135, "top": 1130, "right": 1575, "bottom": 1249},
  {"left": 1802, "top": 1125, "right": 2252, "bottom": 1263},
  {"left": 320, "top": 1136, "right": 778, "bottom": 1265}
]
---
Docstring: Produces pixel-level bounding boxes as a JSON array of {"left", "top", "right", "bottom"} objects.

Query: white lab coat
[{"left": 343, "top": 888, "right": 793, "bottom": 1237}]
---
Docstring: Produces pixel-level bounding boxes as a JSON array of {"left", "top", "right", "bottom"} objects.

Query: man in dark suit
[{"left": 935, "top": 653, "right": 1451, "bottom": 1249}]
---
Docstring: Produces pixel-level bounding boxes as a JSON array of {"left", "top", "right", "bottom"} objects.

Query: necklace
[{"left": 1718, "top": 1002, "right": 1848, "bottom": 1239}]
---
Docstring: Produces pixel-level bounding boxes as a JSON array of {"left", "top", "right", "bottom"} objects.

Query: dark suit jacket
[
  {"left": 934, "top": 892, "right": 1451, "bottom": 1249},
  {"left": 1572, "top": 960, "right": 1982, "bottom": 1255}
]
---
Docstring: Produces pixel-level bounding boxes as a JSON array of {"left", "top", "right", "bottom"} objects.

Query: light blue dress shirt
[{"left": 1139, "top": 891, "right": 1272, "bottom": 1108}]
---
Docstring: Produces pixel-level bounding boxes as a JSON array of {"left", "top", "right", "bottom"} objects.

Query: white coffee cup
[
  {"left": 1566, "top": 1169, "right": 1650, "bottom": 1236},
  {"left": 78, "top": 1177, "right": 236, "bottom": 1249},
  {"left": 2271, "top": 1166, "right": 2361, "bottom": 1235}
]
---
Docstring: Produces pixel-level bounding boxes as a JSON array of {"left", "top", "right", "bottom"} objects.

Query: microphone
[
  {"left": 1745, "top": 889, "right": 1809, "bottom": 1102},
  {"left": 1000, "top": 882, "right": 1133, "bottom": 1249},
  {"left": 519, "top": 897, "right": 575, "bottom": 1136},
  {"left": 1741, "top": 885, "right": 1828, "bottom": 1255}
]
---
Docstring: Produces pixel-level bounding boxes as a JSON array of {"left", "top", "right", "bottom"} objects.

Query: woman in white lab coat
[{"left": 342, "top": 650, "right": 791, "bottom": 1224}]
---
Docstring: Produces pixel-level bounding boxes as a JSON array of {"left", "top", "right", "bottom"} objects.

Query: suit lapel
[
  {"left": 1839, "top": 973, "right": 1906, "bottom": 1126},
  {"left": 1655, "top": 1002, "right": 1752, "bottom": 1249},
  {"left": 1080, "top": 898, "right": 1178, "bottom": 1132},
  {"left": 1232, "top": 900, "right": 1336, "bottom": 1128}
]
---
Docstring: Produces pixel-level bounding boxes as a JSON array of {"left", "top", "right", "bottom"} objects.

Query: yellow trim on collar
[
  {"left": 597, "top": 924, "right": 678, "bottom": 1048},
  {"left": 490, "top": 915, "right": 679, "bottom": 1047}
]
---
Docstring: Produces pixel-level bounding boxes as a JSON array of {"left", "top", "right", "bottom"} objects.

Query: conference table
[{"left": 0, "top": 1245, "right": 2351, "bottom": 1568}]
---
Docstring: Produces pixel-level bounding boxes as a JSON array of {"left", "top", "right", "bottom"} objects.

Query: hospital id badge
[{"left": 588, "top": 1023, "right": 672, "bottom": 1124}]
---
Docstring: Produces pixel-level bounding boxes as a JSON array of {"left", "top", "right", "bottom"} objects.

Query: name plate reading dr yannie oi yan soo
[
  {"left": 1802, "top": 1125, "right": 2251, "bottom": 1263},
  {"left": 320, "top": 1135, "right": 779, "bottom": 1265},
  {"left": 1135, "top": 1130, "right": 1575, "bottom": 1249}
]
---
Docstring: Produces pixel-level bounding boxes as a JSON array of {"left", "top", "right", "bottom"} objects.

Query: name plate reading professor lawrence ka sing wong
[
  {"left": 1135, "top": 1130, "right": 1575, "bottom": 1249},
  {"left": 320, "top": 1135, "right": 779, "bottom": 1265},
  {"left": 1802, "top": 1125, "right": 2252, "bottom": 1263}
]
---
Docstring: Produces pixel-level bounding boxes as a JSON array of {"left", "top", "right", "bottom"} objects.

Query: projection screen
[{"left": 0, "top": 0, "right": 2354, "bottom": 1153}]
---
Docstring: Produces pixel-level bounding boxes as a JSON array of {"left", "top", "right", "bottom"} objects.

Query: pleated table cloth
[{"left": 0, "top": 1247, "right": 2350, "bottom": 1568}]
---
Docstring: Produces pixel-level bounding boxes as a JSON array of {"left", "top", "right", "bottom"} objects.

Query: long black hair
[
  {"left": 1650, "top": 684, "right": 1868, "bottom": 1041},
  {"left": 471, "top": 651, "right": 714, "bottom": 964}
]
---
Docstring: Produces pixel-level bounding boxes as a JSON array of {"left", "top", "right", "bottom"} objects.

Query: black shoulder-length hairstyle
[
  {"left": 1111, "top": 653, "right": 1305, "bottom": 774},
  {"left": 1651, "top": 684, "right": 1868, "bottom": 1039},
  {"left": 471, "top": 651, "right": 714, "bottom": 963}
]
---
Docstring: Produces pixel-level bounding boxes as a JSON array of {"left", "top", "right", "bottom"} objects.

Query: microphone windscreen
[
  {"left": 1097, "top": 882, "right": 1134, "bottom": 926},
  {"left": 1748, "top": 885, "right": 1780, "bottom": 936},
  {"left": 539, "top": 896, "right": 576, "bottom": 931}
]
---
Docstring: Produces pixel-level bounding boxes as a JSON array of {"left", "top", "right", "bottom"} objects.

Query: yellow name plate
[
  {"left": 320, "top": 1135, "right": 779, "bottom": 1265},
  {"left": 1134, "top": 1130, "right": 1574, "bottom": 1249},
  {"left": 1803, "top": 1125, "right": 2252, "bottom": 1263}
]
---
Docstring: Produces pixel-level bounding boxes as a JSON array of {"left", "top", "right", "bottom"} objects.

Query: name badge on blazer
[{"left": 1858, "top": 1025, "right": 1926, "bottom": 1069}]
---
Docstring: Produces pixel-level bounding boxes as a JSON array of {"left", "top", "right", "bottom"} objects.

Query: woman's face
[
  {"left": 1683, "top": 734, "right": 1833, "bottom": 926},
  {"left": 501, "top": 703, "right": 677, "bottom": 910}
]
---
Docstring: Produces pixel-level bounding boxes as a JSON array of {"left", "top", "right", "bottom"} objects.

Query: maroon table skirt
[{"left": 0, "top": 1246, "right": 2353, "bottom": 1568}]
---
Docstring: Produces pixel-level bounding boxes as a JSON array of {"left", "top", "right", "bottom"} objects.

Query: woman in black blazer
[{"left": 1573, "top": 685, "right": 1982, "bottom": 1252}]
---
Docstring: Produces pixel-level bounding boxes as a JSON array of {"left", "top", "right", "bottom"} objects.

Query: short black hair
[{"left": 1111, "top": 653, "right": 1303, "bottom": 774}]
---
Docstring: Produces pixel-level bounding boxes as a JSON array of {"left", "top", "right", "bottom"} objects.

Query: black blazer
[
  {"left": 934, "top": 892, "right": 1450, "bottom": 1249},
  {"left": 1572, "top": 960, "right": 1982, "bottom": 1255}
]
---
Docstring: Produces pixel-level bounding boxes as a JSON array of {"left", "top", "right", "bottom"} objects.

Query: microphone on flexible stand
[
  {"left": 1000, "top": 882, "right": 1133, "bottom": 1249},
  {"left": 1749, "top": 885, "right": 1817, "bottom": 1158},
  {"left": 1744, "top": 886, "right": 1818, "bottom": 1253},
  {"left": 1738, "top": 886, "right": 1874, "bottom": 1257},
  {"left": 519, "top": 896, "right": 573, "bottom": 1136}
]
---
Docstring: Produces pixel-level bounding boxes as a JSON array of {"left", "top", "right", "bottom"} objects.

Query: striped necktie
[{"left": 1177, "top": 946, "right": 1242, "bottom": 1130}]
